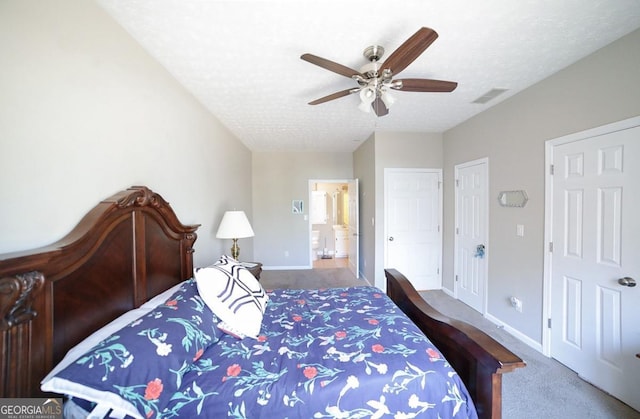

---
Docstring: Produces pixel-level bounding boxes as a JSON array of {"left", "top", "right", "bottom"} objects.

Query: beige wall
[
  {"left": 443, "top": 28, "right": 640, "bottom": 344},
  {"left": 0, "top": 0, "right": 253, "bottom": 268},
  {"left": 252, "top": 152, "right": 353, "bottom": 268},
  {"left": 353, "top": 133, "right": 375, "bottom": 281},
  {"left": 354, "top": 132, "right": 444, "bottom": 288}
]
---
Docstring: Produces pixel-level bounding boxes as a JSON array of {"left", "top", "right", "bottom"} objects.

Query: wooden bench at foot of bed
[{"left": 385, "top": 269, "right": 526, "bottom": 419}]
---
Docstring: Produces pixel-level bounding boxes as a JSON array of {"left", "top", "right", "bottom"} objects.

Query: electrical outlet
[{"left": 284, "top": 250, "right": 289, "bottom": 257}]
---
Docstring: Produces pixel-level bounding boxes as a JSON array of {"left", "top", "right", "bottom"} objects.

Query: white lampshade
[
  {"left": 380, "top": 90, "right": 396, "bottom": 108},
  {"left": 216, "top": 211, "right": 254, "bottom": 239},
  {"left": 358, "top": 87, "right": 376, "bottom": 113}
]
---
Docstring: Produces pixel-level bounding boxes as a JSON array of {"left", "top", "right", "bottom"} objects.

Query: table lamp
[{"left": 216, "top": 210, "right": 254, "bottom": 260}]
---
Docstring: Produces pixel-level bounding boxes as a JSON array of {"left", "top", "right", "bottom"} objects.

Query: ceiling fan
[{"left": 301, "top": 27, "right": 458, "bottom": 117}]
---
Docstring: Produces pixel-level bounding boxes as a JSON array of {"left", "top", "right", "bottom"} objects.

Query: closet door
[
  {"left": 384, "top": 169, "right": 442, "bottom": 291},
  {"left": 549, "top": 121, "right": 640, "bottom": 411}
]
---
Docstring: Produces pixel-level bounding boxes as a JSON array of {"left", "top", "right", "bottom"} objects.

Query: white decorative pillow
[{"left": 194, "top": 256, "right": 268, "bottom": 339}]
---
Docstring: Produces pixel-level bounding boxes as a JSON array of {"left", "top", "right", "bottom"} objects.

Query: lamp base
[{"left": 231, "top": 238, "right": 240, "bottom": 260}]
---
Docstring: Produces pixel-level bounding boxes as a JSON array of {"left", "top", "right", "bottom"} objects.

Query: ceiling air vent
[{"left": 472, "top": 88, "right": 508, "bottom": 104}]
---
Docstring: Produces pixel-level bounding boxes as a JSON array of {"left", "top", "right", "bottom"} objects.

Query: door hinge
[
  {"left": 548, "top": 318, "right": 552, "bottom": 329},
  {"left": 549, "top": 164, "right": 554, "bottom": 175},
  {"left": 455, "top": 179, "right": 459, "bottom": 187},
  {"left": 455, "top": 227, "right": 459, "bottom": 235},
  {"left": 455, "top": 274, "right": 459, "bottom": 282},
  {"left": 438, "top": 225, "right": 440, "bottom": 233},
  {"left": 549, "top": 242, "right": 554, "bottom": 252}
]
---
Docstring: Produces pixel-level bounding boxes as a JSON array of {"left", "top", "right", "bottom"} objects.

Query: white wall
[
  {"left": 0, "top": 0, "right": 253, "bottom": 268},
  {"left": 443, "top": 28, "right": 640, "bottom": 344}
]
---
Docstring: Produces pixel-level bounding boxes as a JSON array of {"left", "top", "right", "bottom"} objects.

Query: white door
[
  {"left": 347, "top": 179, "right": 359, "bottom": 278},
  {"left": 549, "top": 121, "right": 640, "bottom": 410},
  {"left": 454, "top": 159, "right": 488, "bottom": 313},
  {"left": 385, "top": 169, "right": 442, "bottom": 290}
]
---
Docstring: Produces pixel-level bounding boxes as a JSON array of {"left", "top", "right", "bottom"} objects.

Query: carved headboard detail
[
  {"left": 0, "top": 271, "right": 44, "bottom": 331},
  {"left": 0, "top": 186, "right": 199, "bottom": 397}
]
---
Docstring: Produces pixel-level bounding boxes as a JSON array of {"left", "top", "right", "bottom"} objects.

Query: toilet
[{"left": 311, "top": 230, "right": 320, "bottom": 260}]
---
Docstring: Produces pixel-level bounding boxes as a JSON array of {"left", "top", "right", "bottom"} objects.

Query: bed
[{"left": 0, "top": 186, "right": 524, "bottom": 418}]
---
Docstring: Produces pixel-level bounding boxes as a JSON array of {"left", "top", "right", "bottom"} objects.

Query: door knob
[
  {"left": 388, "top": 236, "right": 394, "bottom": 241},
  {"left": 618, "top": 277, "right": 636, "bottom": 287},
  {"left": 475, "top": 244, "right": 485, "bottom": 258}
]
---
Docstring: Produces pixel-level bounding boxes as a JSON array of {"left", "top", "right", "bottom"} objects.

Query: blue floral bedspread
[{"left": 162, "top": 286, "right": 477, "bottom": 418}]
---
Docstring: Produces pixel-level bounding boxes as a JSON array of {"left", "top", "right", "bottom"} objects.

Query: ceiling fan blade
[
  {"left": 309, "top": 88, "right": 359, "bottom": 105},
  {"left": 301, "top": 53, "right": 362, "bottom": 78},
  {"left": 372, "top": 97, "right": 389, "bottom": 117},
  {"left": 392, "top": 78, "right": 458, "bottom": 92},
  {"left": 382, "top": 27, "right": 438, "bottom": 76}
]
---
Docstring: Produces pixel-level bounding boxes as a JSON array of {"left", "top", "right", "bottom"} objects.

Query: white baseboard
[
  {"left": 435, "top": 286, "right": 544, "bottom": 354},
  {"left": 484, "top": 312, "right": 544, "bottom": 353},
  {"left": 359, "top": 273, "right": 372, "bottom": 286}
]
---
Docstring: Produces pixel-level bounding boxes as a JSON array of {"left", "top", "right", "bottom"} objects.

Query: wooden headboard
[{"left": 0, "top": 186, "right": 199, "bottom": 397}]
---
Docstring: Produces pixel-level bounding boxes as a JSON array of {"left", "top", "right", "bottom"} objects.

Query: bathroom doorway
[{"left": 308, "top": 180, "right": 357, "bottom": 273}]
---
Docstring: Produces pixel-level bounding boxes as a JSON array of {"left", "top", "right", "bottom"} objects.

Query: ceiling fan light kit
[
  {"left": 301, "top": 27, "right": 458, "bottom": 117},
  {"left": 358, "top": 87, "right": 376, "bottom": 113}
]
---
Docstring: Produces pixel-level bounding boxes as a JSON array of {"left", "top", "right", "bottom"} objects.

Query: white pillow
[{"left": 194, "top": 256, "right": 268, "bottom": 339}]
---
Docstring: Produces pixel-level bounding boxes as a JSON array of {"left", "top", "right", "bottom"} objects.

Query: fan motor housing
[
  {"left": 360, "top": 61, "right": 382, "bottom": 77},
  {"left": 361, "top": 45, "right": 386, "bottom": 77},
  {"left": 363, "top": 45, "right": 384, "bottom": 62}
]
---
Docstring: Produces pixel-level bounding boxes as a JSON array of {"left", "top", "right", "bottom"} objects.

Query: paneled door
[
  {"left": 385, "top": 169, "right": 442, "bottom": 290},
  {"left": 454, "top": 159, "right": 488, "bottom": 313},
  {"left": 549, "top": 120, "right": 640, "bottom": 410}
]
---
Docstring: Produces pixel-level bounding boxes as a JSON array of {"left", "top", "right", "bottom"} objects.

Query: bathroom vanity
[{"left": 334, "top": 225, "right": 348, "bottom": 258}]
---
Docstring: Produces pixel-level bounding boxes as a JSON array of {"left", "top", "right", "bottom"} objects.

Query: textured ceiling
[{"left": 97, "top": 0, "right": 640, "bottom": 152}]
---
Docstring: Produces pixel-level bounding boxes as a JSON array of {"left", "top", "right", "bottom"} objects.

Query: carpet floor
[
  {"left": 420, "top": 290, "right": 639, "bottom": 419},
  {"left": 261, "top": 267, "right": 640, "bottom": 418},
  {"left": 260, "top": 267, "right": 367, "bottom": 289}
]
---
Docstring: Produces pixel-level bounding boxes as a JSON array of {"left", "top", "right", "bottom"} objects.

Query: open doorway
[{"left": 309, "top": 180, "right": 351, "bottom": 270}]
